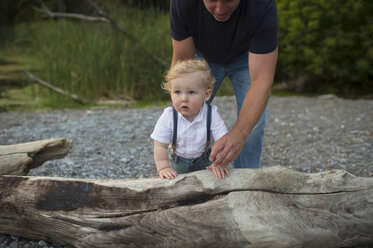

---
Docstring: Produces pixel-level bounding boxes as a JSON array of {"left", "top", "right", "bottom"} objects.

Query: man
[{"left": 170, "top": 0, "right": 278, "bottom": 178}]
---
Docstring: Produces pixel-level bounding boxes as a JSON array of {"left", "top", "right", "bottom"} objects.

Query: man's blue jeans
[{"left": 197, "top": 53, "right": 267, "bottom": 169}]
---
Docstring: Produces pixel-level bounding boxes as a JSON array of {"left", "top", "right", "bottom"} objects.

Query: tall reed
[{"left": 14, "top": 5, "right": 171, "bottom": 106}]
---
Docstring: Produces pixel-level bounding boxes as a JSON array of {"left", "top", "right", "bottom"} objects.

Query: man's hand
[
  {"left": 158, "top": 167, "right": 178, "bottom": 180},
  {"left": 206, "top": 163, "right": 230, "bottom": 179},
  {"left": 209, "top": 129, "right": 245, "bottom": 168}
]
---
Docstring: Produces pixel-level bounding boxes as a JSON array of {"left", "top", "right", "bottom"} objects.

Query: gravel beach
[{"left": 0, "top": 95, "right": 372, "bottom": 248}]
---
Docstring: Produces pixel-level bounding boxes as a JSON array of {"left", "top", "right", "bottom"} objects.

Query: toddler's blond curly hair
[{"left": 162, "top": 59, "right": 215, "bottom": 93}]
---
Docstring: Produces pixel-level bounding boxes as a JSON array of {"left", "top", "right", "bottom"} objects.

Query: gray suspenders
[
  {"left": 171, "top": 104, "right": 212, "bottom": 156},
  {"left": 171, "top": 107, "right": 178, "bottom": 156}
]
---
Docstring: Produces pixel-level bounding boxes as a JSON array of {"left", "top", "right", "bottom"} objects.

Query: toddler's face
[{"left": 170, "top": 71, "right": 212, "bottom": 122}]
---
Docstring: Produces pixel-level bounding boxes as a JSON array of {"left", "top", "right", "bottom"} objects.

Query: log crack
[{"left": 91, "top": 188, "right": 371, "bottom": 219}]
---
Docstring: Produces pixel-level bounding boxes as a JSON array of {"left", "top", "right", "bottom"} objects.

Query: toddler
[{"left": 151, "top": 59, "right": 228, "bottom": 179}]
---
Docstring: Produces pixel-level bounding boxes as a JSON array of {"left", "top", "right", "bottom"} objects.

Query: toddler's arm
[{"left": 154, "top": 140, "right": 178, "bottom": 179}]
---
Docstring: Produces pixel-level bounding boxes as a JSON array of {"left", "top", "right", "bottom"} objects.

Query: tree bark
[
  {"left": 0, "top": 138, "right": 73, "bottom": 175},
  {"left": 0, "top": 166, "right": 372, "bottom": 248}
]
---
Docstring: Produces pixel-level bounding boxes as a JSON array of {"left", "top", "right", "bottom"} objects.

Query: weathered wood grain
[
  {"left": 0, "top": 138, "right": 73, "bottom": 175},
  {"left": 0, "top": 166, "right": 372, "bottom": 248}
]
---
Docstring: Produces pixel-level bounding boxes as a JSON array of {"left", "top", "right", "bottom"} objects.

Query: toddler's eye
[
  {"left": 174, "top": 90, "right": 181, "bottom": 94},
  {"left": 188, "top": 90, "right": 196, "bottom": 95}
]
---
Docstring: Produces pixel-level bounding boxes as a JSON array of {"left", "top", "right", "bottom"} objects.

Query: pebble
[
  {"left": 38, "top": 240, "right": 47, "bottom": 247},
  {"left": 9, "top": 242, "right": 17, "bottom": 248},
  {"left": 0, "top": 96, "right": 372, "bottom": 247}
]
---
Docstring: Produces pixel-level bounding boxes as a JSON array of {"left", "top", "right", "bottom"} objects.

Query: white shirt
[{"left": 151, "top": 103, "right": 228, "bottom": 159}]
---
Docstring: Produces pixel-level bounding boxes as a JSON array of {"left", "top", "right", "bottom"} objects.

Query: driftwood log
[
  {"left": 0, "top": 166, "right": 372, "bottom": 248},
  {"left": 0, "top": 138, "right": 72, "bottom": 175}
]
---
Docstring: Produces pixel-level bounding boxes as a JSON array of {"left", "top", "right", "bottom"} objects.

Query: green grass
[
  {"left": 7, "top": 6, "right": 172, "bottom": 107},
  {"left": 0, "top": 49, "right": 37, "bottom": 78},
  {"left": 0, "top": 85, "right": 46, "bottom": 112},
  {"left": 132, "top": 99, "right": 170, "bottom": 109}
]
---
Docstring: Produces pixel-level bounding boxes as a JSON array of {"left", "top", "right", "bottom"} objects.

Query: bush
[{"left": 276, "top": 0, "right": 373, "bottom": 97}]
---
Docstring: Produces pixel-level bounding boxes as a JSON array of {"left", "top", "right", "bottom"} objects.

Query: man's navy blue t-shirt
[{"left": 170, "top": 0, "right": 278, "bottom": 65}]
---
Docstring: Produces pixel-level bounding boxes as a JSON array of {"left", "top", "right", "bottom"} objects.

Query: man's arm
[
  {"left": 209, "top": 48, "right": 278, "bottom": 172},
  {"left": 171, "top": 37, "right": 195, "bottom": 66}
]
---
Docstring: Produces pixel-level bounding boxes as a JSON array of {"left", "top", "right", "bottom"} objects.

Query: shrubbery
[{"left": 276, "top": 0, "right": 373, "bottom": 96}]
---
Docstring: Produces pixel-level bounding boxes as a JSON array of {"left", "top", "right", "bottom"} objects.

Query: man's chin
[{"left": 213, "top": 14, "right": 231, "bottom": 22}]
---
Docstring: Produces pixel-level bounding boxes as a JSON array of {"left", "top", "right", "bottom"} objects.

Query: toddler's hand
[
  {"left": 206, "top": 164, "right": 229, "bottom": 179},
  {"left": 159, "top": 167, "right": 178, "bottom": 180}
]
